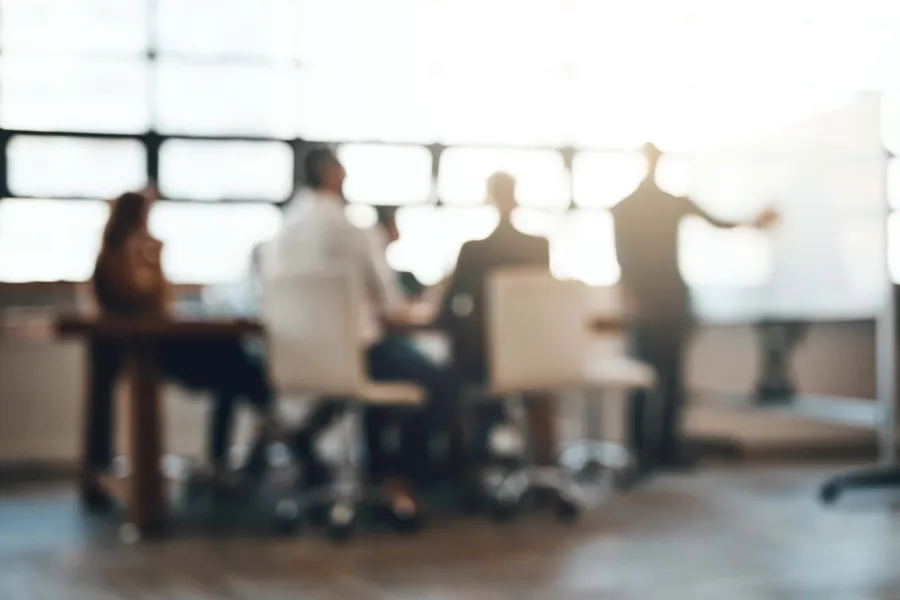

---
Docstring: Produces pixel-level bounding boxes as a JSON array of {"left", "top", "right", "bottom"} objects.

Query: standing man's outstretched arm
[{"left": 683, "top": 197, "right": 780, "bottom": 230}]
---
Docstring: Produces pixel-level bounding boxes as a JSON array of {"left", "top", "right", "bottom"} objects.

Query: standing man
[{"left": 612, "top": 143, "right": 778, "bottom": 471}]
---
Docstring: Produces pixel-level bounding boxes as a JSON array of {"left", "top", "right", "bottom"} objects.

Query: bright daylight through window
[{"left": 0, "top": 0, "right": 897, "bottom": 319}]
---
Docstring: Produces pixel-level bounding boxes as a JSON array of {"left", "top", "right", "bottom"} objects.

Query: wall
[{"left": 0, "top": 320, "right": 877, "bottom": 464}]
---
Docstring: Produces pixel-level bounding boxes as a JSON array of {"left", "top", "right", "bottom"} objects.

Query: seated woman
[{"left": 86, "top": 190, "right": 276, "bottom": 489}]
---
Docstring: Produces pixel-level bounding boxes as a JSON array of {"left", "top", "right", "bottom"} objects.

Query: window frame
[{"left": 0, "top": 2, "right": 891, "bottom": 304}]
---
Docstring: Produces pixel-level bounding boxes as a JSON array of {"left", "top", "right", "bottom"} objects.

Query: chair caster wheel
[
  {"left": 555, "top": 496, "right": 581, "bottom": 522},
  {"left": 326, "top": 504, "right": 357, "bottom": 541},
  {"left": 119, "top": 523, "right": 142, "bottom": 545},
  {"left": 489, "top": 497, "right": 520, "bottom": 523},
  {"left": 820, "top": 482, "right": 841, "bottom": 505},
  {"left": 274, "top": 499, "right": 303, "bottom": 536},
  {"left": 575, "top": 459, "right": 606, "bottom": 484}
]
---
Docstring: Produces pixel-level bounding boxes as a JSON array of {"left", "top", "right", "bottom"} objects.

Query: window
[
  {"left": 338, "top": 144, "right": 433, "bottom": 205},
  {"left": 688, "top": 155, "right": 780, "bottom": 221},
  {"left": 0, "top": 0, "right": 147, "bottom": 56},
  {"left": 344, "top": 204, "right": 378, "bottom": 230},
  {"left": 438, "top": 148, "right": 569, "bottom": 208},
  {"left": 159, "top": 140, "right": 292, "bottom": 201},
  {"left": 424, "top": 0, "right": 570, "bottom": 72},
  {"left": 655, "top": 155, "right": 692, "bottom": 197},
  {"left": 155, "top": 62, "right": 296, "bottom": 136},
  {"left": 149, "top": 203, "right": 281, "bottom": 283},
  {"left": 295, "top": 68, "right": 435, "bottom": 143},
  {"left": 572, "top": 152, "right": 646, "bottom": 208},
  {"left": 510, "top": 208, "right": 567, "bottom": 239},
  {"left": 429, "top": 73, "right": 570, "bottom": 146},
  {"left": 8, "top": 136, "right": 146, "bottom": 198},
  {"left": 550, "top": 210, "right": 620, "bottom": 286},
  {"left": 889, "top": 158, "right": 900, "bottom": 211},
  {"left": 678, "top": 217, "right": 771, "bottom": 288},
  {"left": 0, "top": 199, "right": 109, "bottom": 282},
  {"left": 294, "top": 0, "right": 431, "bottom": 68},
  {"left": 389, "top": 206, "right": 498, "bottom": 285},
  {"left": 883, "top": 92, "right": 900, "bottom": 155},
  {"left": 889, "top": 213, "right": 900, "bottom": 284},
  {"left": 0, "top": 58, "right": 149, "bottom": 133},
  {"left": 155, "top": 0, "right": 295, "bottom": 60}
]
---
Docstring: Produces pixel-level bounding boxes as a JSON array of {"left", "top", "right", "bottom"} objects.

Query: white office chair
[
  {"left": 485, "top": 269, "right": 591, "bottom": 520},
  {"left": 485, "top": 270, "right": 659, "bottom": 519},
  {"left": 561, "top": 285, "right": 657, "bottom": 482},
  {"left": 261, "top": 270, "right": 425, "bottom": 538}
]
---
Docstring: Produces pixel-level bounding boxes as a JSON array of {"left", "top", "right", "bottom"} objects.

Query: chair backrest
[
  {"left": 487, "top": 268, "right": 588, "bottom": 394},
  {"left": 584, "top": 283, "right": 629, "bottom": 356},
  {"left": 261, "top": 269, "right": 365, "bottom": 396},
  {"left": 585, "top": 284, "right": 624, "bottom": 317}
]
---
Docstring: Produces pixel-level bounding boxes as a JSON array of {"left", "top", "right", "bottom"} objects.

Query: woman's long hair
[{"left": 100, "top": 192, "right": 152, "bottom": 254}]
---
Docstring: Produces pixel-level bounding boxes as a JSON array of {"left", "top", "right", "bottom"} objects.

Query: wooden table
[{"left": 56, "top": 315, "right": 263, "bottom": 537}]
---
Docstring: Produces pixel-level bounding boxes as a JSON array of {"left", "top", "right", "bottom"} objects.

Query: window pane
[
  {"left": 156, "top": 0, "right": 294, "bottom": 59},
  {"left": 149, "top": 203, "right": 281, "bottom": 283},
  {"left": 295, "top": 0, "right": 431, "bottom": 68},
  {"left": 572, "top": 152, "right": 645, "bottom": 208},
  {"left": 424, "top": 0, "right": 570, "bottom": 72},
  {"left": 344, "top": 204, "right": 377, "bottom": 229},
  {"left": 430, "top": 73, "right": 570, "bottom": 146},
  {"left": 550, "top": 210, "right": 619, "bottom": 286},
  {"left": 883, "top": 92, "right": 900, "bottom": 155},
  {"left": 510, "top": 207, "right": 620, "bottom": 285},
  {"left": 296, "top": 68, "right": 435, "bottom": 143},
  {"left": 160, "top": 140, "right": 292, "bottom": 201},
  {"left": 0, "top": 199, "right": 109, "bottom": 282},
  {"left": 510, "top": 208, "right": 567, "bottom": 239},
  {"left": 155, "top": 63, "right": 295, "bottom": 136},
  {"left": 889, "top": 213, "right": 900, "bottom": 284},
  {"left": 389, "top": 206, "right": 498, "bottom": 285},
  {"left": 655, "top": 155, "right": 692, "bottom": 197},
  {"left": 0, "top": 58, "right": 149, "bottom": 133},
  {"left": 338, "top": 144, "right": 432, "bottom": 205},
  {"left": 438, "top": 148, "right": 569, "bottom": 208},
  {"left": 889, "top": 158, "right": 900, "bottom": 211},
  {"left": 8, "top": 136, "right": 146, "bottom": 198},
  {"left": 0, "top": 0, "right": 147, "bottom": 55},
  {"left": 679, "top": 216, "right": 771, "bottom": 287}
]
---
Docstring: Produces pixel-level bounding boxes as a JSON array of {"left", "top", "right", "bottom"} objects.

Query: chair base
[
  {"left": 560, "top": 439, "right": 632, "bottom": 485},
  {"left": 485, "top": 465, "right": 586, "bottom": 522},
  {"left": 820, "top": 466, "right": 900, "bottom": 505},
  {"left": 271, "top": 468, "right": 422, "bottom": 538}
]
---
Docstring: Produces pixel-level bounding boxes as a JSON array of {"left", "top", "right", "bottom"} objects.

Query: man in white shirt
[{"left": 271, "top": 147, "right": 458, "bottom": 496}]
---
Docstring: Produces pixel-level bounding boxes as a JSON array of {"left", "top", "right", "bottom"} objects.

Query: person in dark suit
[
  {"left": 611, "top": 143, "right": 778, "bottom": 471},
  {"left": 438, "top": 172, "right": 555, "bottom": 465}
]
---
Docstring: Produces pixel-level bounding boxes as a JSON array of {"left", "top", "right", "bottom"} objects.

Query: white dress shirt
[
  {"left": 271, "top": 188, "right": 401, "bottom": 346},
  {"left": 366, "top": 223, "right": 405, "bottom": 311}
]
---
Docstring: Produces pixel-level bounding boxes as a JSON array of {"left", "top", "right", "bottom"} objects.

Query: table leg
[
  {"left": 126, "top": 342, "right": 167, "bottom": 536},
  {"left": 528, "top": 394, "right": 557, "bottom": 466}
]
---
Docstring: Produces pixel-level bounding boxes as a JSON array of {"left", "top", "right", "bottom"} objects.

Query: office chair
[
  {"left": 480, "top": 269, "right": 645, "bottom": 521},
  {"left": 261, "top": 270, "right": 425, "bottom": 539},
  {"left": 561, "top": 285, "right": 657, "bottom": 484}
]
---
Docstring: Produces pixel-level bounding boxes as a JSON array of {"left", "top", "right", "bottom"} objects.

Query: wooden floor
[{"left": 2, "top": 465, "right": 900, "bottom": 599}]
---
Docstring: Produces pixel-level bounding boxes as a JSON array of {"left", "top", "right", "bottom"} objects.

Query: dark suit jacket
[{"left": 439, "top": 222, "right": 550, "bottom": 382}]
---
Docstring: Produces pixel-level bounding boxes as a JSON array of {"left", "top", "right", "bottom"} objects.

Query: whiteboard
[{"left": 687, "top": 93, "right": 886, "bottom": 322}]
